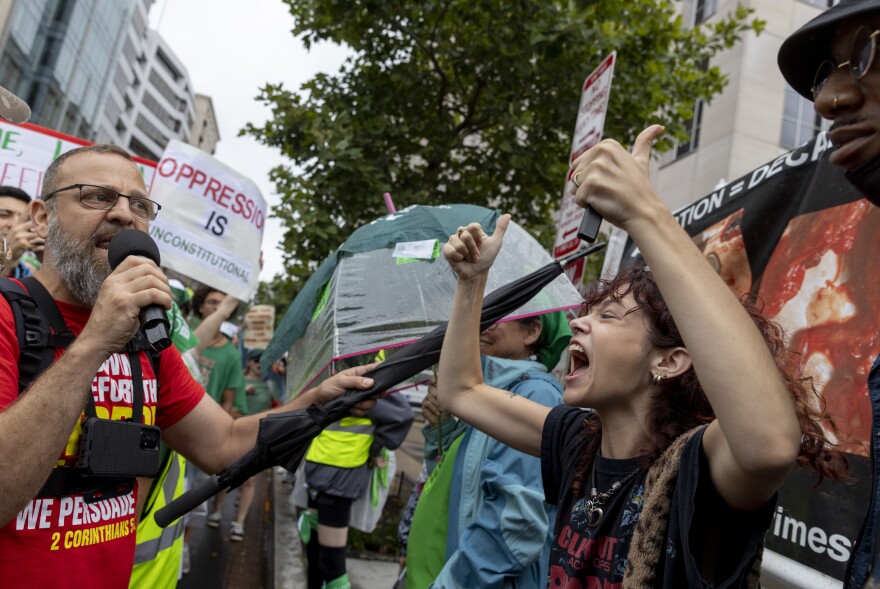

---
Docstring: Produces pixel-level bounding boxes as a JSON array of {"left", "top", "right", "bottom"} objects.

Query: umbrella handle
[
  {"left": 155, "top": 474, "right": 225, "bottom": 528},
  {"left": 577, "top": 207, "right": 603, "bottom": 243}
]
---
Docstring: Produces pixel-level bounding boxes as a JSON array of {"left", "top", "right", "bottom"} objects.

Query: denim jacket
[{"left": 428, "top": 356, "right": 563, "bottom": 589}]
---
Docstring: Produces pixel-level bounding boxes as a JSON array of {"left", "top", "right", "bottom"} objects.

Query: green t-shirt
[
  {"left": 198, "top": 340, "right": 247, "bottom": 415},
  {"left": 244, "top": 377, "right": 278, "bottom": 416}
]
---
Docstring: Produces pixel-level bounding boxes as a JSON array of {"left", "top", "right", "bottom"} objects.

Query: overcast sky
[{"left": 149, "top": 0, "right": 351, "bottom": 283}]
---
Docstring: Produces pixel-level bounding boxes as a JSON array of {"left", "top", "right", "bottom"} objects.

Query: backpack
[{"left": 0, "top": 276, "right": 161, "bottom": 500}]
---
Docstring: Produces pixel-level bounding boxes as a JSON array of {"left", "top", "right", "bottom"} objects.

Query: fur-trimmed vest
[{"left": 622, "top": 425, "right": 763, "bottom": 588}]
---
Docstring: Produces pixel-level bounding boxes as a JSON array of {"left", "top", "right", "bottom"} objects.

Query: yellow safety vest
[
  {"left": 306, "top": 417, "right": 376, "bottom": 468},
  {"left": 129, "top": 451, "right": 186, "bottom": 589}
]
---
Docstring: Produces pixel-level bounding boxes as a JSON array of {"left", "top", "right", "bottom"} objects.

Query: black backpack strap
[
  {"left": 0, "top": 277, "right": 74, "bottom": 394},
  {"left": 21, "top": 276, "right": 76, "bottom": 348}
]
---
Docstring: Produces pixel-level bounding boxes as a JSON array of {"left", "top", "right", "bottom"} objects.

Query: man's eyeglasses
[
  {"left": 812, "top": 26, "right": 880, "bottom": 100},
  {"left": 43, "top": 184, "right": 161, "bottom": 221}
]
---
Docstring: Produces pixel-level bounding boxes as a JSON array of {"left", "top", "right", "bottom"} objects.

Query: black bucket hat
[{"left": 778, "top": 0, "right": 880, "bottom": 100}]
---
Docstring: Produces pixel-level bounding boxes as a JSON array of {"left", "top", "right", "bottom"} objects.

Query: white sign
[
  {"left": 244, "top": 304, "right": 275, "bottom": 349},
  {"left": 553, "top": 52, "right": 616, "bottom": 266},
  {"left": 392, "top": 239, "right": 437, "bottom": 259},
  {"left": 148, "top": 140, "right": 266, "bottom": 299},
  {"left": 0, "top": 121, "right": 157, "bottom": 197}
]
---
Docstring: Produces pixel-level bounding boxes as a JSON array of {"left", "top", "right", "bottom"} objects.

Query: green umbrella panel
[{"left": 262, "top": 204, "right": 581, "bottom": 397}]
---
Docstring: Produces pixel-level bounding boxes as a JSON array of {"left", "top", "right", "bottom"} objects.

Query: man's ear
[
  {"left": 652, "top": 347, "right": 691, "bottom": 380},
  {"left": 30, "top": 199, "right": 49, "bottom": 239}
]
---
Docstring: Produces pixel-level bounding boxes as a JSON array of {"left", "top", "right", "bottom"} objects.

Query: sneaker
[
  {"left": 206, "top": 511, "right": 222, "bottom": 528},
  {"left": 229, "top": 521, "right": 245, "bottom": 542},
  {"left": 324, "top": 573, "right": 351, "bottom": 589},
  {"left": 181, "top": 544, "right": 191, "bottom": 574}
]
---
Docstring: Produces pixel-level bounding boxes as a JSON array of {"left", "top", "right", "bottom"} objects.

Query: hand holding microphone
[{"left": 105, "top": 230, "right": 172, "bottom": 352}]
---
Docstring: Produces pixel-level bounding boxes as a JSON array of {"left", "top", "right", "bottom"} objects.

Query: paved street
[
  {"left": 180, "top": 411, "right": 426, "bottom": 588},
  {"left": 179, "top": 472, "right": 271, "bottom": 588}
]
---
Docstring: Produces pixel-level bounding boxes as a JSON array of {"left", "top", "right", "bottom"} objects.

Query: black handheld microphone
[{"left": 107, "top": 229, "right": 172, "bottom": 352}]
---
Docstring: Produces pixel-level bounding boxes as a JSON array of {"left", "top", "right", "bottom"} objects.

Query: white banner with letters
[
  {"left": 0, "top": 121, "right": 156, "bottom": 197},
  {"left": 148, "top": 140, "right": 265, "bottom": 299}
]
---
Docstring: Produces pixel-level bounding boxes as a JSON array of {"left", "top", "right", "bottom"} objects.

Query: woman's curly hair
[{"left": 570, "top": 265, "right": 848, "bottom": 498}]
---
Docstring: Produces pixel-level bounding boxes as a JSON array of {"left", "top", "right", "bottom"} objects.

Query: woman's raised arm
[
  {"left": 571, "top": 125, "right": 801, "bottom": 510},
  {"left": 436, "top": 216, "right": 552, "bottom": 457}
]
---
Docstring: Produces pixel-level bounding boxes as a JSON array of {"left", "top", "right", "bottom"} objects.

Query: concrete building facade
[
  {"left": 0, "top": 0, "right": 217, "bottom": 160},
  {"left": 190, "top": 93, "right": 220, "bottom": 156},
  {"left": 0, "top": 0, "right": 137, "bottom": 141},
  {"left": 95, "top": 0, "right": 213, "bottom": 160},
  {"left": 650, "top": 0, "right": 835, "bottom": 212}
]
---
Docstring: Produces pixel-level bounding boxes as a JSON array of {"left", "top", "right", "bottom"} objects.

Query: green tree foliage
[
  {"left": 254, "top": 273, "right": 297, "bottom": 326},
  {"left": 246, "top": 0, "right": 763, "bottom": 295}
]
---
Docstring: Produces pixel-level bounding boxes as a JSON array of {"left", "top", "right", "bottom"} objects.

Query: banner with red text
[
  {"left": 148, "top": 140, "right": 265, "bottom": 299},
  {"left": 0, "top": 121, "right": 156, "bottom": 198}
]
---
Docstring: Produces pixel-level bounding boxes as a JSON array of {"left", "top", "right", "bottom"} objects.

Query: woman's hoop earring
[{"left": 651, "top": 373, "right": 666, "bottom": 386}]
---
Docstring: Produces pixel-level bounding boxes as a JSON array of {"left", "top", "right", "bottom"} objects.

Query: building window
[
  {"left": 104, "top": 96, "right": 121, "bottom": 126},
  {"left": 142, "top": 90, "right": 183, "bottom": 133},
  {"left": 114, "top": 67, "right": 128, "bottom": 96},
  {"left": 694, "top": 0, "right": 718, "bottom": 24},
  {"left": 129, "top": 137, "right": 160, "bottom": 161},
  {"left": 61, "top": 106, "right": 79, "bottom": 136},
  {"left": 156, "top": 49, "right": 182, "bottom": 82},
  {"left": 41, "top": 89, "right": 63, "bottom": 128},
  {"left": 149, "top": 70, "right": 186, "bottom": 111},
  {"left": 136, "top": 114, "right": 169, "bottom": 149},
  {"left": 132, "top": 8, "right": 146, "bottom": 40},
  {"left": 0, "top": 56, "right": 23, "bottom": 95},
  {"left": 780, "top": 86, "right": 827, "bottom": 148},
  {"left": 674, "top": 99, "right": 704, "bottom": 159},
  {"left": 123, "top": 38, "right": 137, "bottom": 66}
]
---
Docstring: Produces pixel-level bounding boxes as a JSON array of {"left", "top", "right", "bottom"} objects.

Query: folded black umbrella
[{"left": 155, "top": 242, "right": 605, "bottom": 527}]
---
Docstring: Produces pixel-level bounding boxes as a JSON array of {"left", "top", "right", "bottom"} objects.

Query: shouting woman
[{"left": 435, "top": 125, "right": 846, "bottom": 587}]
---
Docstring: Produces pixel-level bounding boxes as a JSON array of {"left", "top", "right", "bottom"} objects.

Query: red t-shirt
[{"left": 0, "top": 295, "right": 204, "bottom": 588}]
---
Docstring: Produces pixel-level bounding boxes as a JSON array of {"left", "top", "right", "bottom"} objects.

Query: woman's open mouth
[{"left": 566, "top": 342, "right": 590, "bottom": 380}]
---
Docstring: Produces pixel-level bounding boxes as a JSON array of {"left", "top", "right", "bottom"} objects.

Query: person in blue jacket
[{"left": 404, "top": 311, "right": 569, "bottom": 589}]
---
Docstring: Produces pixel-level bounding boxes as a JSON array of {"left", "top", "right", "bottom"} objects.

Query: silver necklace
[{"left": 584, "top": 460, "right": 641, "bottom": 527}]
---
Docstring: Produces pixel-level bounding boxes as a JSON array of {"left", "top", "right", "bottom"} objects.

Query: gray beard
[{"left": 46, "top": 214, "right": 110, "bottom": 306}]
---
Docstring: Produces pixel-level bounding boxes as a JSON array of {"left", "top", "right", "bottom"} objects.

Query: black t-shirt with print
[{"left": 541, "top": 405, "right": 775, "bottom": 589}]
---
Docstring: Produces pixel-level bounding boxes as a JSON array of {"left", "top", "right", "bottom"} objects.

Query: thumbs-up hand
[
  {"left": 443, "top": 214, "right": 511, "bottom": 282},
  {"left": 569, "top": 125, "right": 664, "bottom": 232}
]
